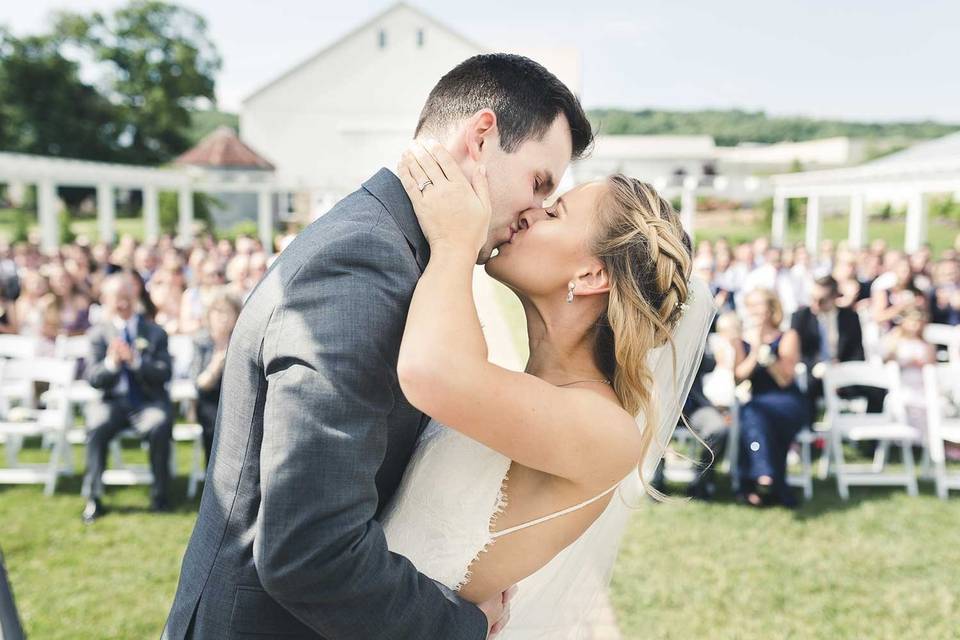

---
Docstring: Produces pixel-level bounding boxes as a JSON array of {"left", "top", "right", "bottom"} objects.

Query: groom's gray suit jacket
[{"left": 163, "top": 169, "right": 486, "bottom": 639}]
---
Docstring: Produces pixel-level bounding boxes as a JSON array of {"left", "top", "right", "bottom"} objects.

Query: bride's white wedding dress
[
  {"left": 382, "top": 418, "right": 639, "bottom": 639},
  {"left": 382, "top": 277, "right": 714, "bottom": 638}
]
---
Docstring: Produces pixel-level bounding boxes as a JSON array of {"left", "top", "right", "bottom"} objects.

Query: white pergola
[
  {"left": 770, "top": 133, "right": 960, "bottom": 253},
  {"left": 0, "top": 151, "right": 292, "bottom": 254}
]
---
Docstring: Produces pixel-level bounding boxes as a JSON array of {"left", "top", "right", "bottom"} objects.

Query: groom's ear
[{"left": 464, "top": 109, "right": 498, "bottom": 161}]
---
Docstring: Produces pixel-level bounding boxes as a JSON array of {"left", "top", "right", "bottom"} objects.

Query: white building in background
[
  {"left": 240, "top": 2, "right": 580, "bottom": 218},
  {"left": 240, "top": 1, "right": 865, "bottom": 221},
  {"left": 573, "top": 135, "right": 866, "bottom": 203}
]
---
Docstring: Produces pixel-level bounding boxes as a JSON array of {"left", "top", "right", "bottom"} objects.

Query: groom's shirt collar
[{"left": 363, "top": 168, "right": 430, "bottom": 272}]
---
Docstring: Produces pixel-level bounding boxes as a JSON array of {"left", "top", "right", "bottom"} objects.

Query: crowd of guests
[
  {"left": 0, "top": 232, "right": 292, "bottom": 522},
  {"left": 3, "top": 228, "right": 960, "bottom": 515},
  {"left": 675, "top": 234, "right": 960, "bottom": 508}
]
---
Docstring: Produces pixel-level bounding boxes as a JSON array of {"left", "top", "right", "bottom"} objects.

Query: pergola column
[
  {"left": 177, "top": 187, "right": 193, "bottom": 247},
  {"left": 257, "top": 188, "right": 273, "bottom": 255},
  {"left": 904, "top": 191, "right": 927, "bottom": 253},
  {"left": 680, "top": 190, "right": 696, "bottom": 239},
  {"left": 97, "top": 182, "right": 116, "bottom": 244},
  {"left": 37, "top": 179, "right": 59, "bottom": 254},
  {"left": 848, "top": 193, "right": 867, "bottom": 249},
  {"left": 143, "top": 185, "right": 159, "bottom": 244},
  {"left": 805, "top": 194, "right": 821, "bottom": 253},
  {"left": 771, "top": 191, "right": 787, "bottom": 247}
]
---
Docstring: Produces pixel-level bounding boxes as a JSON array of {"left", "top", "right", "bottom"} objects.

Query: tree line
[{"left": 587, "top": 109, "right": 960, "bottom": 147}]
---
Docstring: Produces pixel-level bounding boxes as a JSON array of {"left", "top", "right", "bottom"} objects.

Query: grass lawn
[{"left": 1, "top": 439, "right": 959, "bottom": 639}]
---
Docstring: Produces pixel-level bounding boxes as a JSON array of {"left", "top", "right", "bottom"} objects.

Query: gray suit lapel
[{"left": 362, "top": 168, "right": 430, "bottom": 272}]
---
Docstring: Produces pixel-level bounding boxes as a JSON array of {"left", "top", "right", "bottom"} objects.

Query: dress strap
[{"left": 490, "top": 482, "right": 621, "bottom": 540}]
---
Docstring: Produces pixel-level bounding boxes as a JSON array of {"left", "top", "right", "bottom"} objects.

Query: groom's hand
[{"left": 480, "top": 584, "right": 517, "bottom": 638}]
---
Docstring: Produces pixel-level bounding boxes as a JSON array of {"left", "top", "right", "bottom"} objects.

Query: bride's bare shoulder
[{"left": 560, "top": 385, "right": 644, "bottom": 486}]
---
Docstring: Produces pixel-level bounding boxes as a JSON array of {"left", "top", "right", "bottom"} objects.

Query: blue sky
[{"left": 5, "top": 0, "right": 959, "bottom": 122}]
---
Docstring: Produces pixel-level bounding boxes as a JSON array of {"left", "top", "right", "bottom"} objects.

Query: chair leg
[
  {"left": 918, "top": 444, "right": 933, "bottom": 481},
  {"left": 872, "top": 440, "right": 889, "bottom": 473},
  {"left": 818, "top": 434, "right": 832, "bottom": 480},
  {"left": 6, "top": 434, "right": 23, "bottom": 468},
  {"left": 901, "top": 439, "right": 918, "bottom": 497},
  {"left": 110, "top": 439, "right": 124, "bottom": 469},
  {"left": 801, "top": 437, "right": 813, "bottom": 500},
  {"left": 44, "top": 433, "right": 65, "bottom": 496},
  {"left": 727, "top": 405, "right": 740, "bottom": 494},
  {"left": 187, "top": 435, "right": 202, "bottom": 500},
  {"left": 833, "top": 429, "right": 849, "bottom": 500}
]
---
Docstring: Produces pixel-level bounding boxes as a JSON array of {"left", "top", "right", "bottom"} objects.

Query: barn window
[
  {"left": 417, "top": 28, "right": 425, "bottom": 47},
  {"left": 378, "top": 29, "right": 387, "bottom": 49}
]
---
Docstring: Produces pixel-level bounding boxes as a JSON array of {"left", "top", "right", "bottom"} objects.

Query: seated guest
[
  {"left": 871, "top": 257, "right": 925, "bottom": 330},
  {"left": 882, "top": 309, "right": 935, "bottom": 440},
  {"left": 791, "top": 275, "right": 866, "bottom": 409},
  {"left": 733, "top": 289, "right": 809, "bottom": 508},
  {"left": 81, "top": 274, "right": 173, "bottom": 523},
  {"left": 741, "top": 247, "right": 801, "bottom": 323},
  {"left": 928, "top": 259, "right": 960, "bottom": 326},
  {"left": 683, "top": 348, "right": 728, "bottom": 501},
  {"left": 192, "top": 293, "right": 242, "bottom": 465}
]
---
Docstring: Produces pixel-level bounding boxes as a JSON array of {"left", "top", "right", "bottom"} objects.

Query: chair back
[
  {"left": 167, "top": 334, "right": 195, "bottom": 380},
  {"left": 823, "top": 360, "right": 905, "bottom": 429},
  {"left": 54, "top": 334, "right": 91, "bottom": 361},
  {"left": 0, "top": 358, "right": 77, "bottom": 387},
  {"left": 923, "top": 362, "right": 960, "bottom": 461},
  {"left": 923, "top": 323, "right": 960, "bottom": 363},
  {"left": 0, "top": 336, "right": 36, "bottom": 360}
]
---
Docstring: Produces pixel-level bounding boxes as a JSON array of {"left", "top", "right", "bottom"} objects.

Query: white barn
[{"left": 240, "top": 2, "right": 580, "bottom": 217}]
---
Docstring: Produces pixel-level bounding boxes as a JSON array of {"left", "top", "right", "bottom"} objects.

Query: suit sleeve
[
  {"left": 133, "top": 326, "right": 172, "bottom": 388},
  {"left": 254, "top": 222, "right": 487, "bottom": 639},
  {"left": 85, "top": 327, "right": 120, "bottom": 390}
]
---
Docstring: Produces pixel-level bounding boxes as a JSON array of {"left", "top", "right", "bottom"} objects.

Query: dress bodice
[
  {"left": 380, "top": 419, "right": 638, "bottom": 639},
  {"left": 381, "top": 419, "right": 511, "bottom": 591}
]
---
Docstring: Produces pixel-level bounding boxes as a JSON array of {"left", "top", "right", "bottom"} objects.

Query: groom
[{"left": 163, "top": 53, "right": 593, "bottom": 639}]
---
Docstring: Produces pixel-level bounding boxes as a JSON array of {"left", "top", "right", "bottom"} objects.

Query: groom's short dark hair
[{"left": 415, "top": 53, "right": 593, "bottom": 160}]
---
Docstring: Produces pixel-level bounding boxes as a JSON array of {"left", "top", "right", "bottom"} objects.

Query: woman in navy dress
[{"left": 733, "top": 288, "right": 809, "bottom": 507}]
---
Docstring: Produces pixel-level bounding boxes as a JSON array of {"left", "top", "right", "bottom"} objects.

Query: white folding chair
[
  {"left": 787, "top": 362, "right": 815, "bottom": 500},
  {"left": 166, "top": 335, "right": 206, "bottom": 498},
  {"left": 923, "top": 323, "right": 960, "bottom": 364},
  {"left": 168, "top": 334, "right": 195, "bottom": 381},
  {"left": 859, "top": 315, "right": 884, "bottom": 366},
  {"left": 923, "top": 363, "right": 960, "bottom": 499},
  {"left": 0, "top": 336, "right": 38, "bottom": 411},
  {"left": 0, "top": 358, "right": 77, "bottom": 495},
  {"left": 824, "top": 361, "right": 920, "bottom": 499}
]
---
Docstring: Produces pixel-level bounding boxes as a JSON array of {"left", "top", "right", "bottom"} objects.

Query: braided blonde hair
[{"left": 591, "top": 175, "right": 693, "bottom": 495}]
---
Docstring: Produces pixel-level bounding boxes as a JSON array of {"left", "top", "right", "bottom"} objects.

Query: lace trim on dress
[{"left": 454, "top": 466, "right": 511, "bottom": 591}]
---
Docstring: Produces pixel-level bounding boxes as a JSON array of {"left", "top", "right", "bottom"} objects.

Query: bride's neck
[{"left": 520, "top": 295, "right": 606, "bottom": 384}]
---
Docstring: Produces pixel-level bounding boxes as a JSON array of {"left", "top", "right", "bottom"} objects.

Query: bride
[{"left": 385, "top": 140, "right": 714, "bottom": 638}]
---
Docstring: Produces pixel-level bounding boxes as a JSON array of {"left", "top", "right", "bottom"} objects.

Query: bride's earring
[{"left": 566, "top": 282, "right": 575, "bottom": 304}]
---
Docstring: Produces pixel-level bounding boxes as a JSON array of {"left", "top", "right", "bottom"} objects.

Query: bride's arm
[{"left": 396, "top": 142, "right": 642, "bottom": 488}]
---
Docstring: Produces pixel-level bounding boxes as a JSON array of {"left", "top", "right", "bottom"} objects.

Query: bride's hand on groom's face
[{"left": 397, "top": 140, "right": 492, "bottom": 257}]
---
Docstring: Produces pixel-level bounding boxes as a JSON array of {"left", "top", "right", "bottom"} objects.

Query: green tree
[
  {"left": 0, "top": 29, "right": 121, "bottom": 160},
  {"left": 53, "top": 1, "right": 222, "bottom": 164}
]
